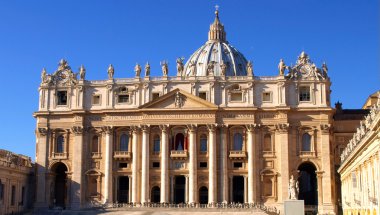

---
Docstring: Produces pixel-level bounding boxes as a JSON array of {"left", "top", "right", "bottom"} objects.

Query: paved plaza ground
[{"left": 30, "top": 207, "right": 271, "bottom": 215}]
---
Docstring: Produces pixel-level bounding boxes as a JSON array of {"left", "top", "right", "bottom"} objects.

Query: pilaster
[
  {"left": 71, "top": 125, "right": 84, "bottom": 209},
  {"left": 320, "top": 124, "right": 335, "bottom": 214},
  {"left": 275, "top": 123, "right": 290, "bottom": 204},
  {"left": 101, "top": 126, "right": 113, "bottom": 203},
  {"left": 35, "top": 127, "right": 49, "bottom": 208}
]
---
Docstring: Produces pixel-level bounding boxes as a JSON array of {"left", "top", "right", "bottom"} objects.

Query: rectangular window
[
  {"left": 152, "top": 162, "right": 160, "bottom": 168},
  {"left": 200, "top": 162, "right": 207, "bottom": 168},
  {"left": 152, "top": 93, "right": 160, "bottom": 101},
  {"left": 198, "top": 92, "right": 207, "bottom": 100},
  {"left": 262, "top": 92, "right": 271, "bottom": 102},
  {"left": 233, "top": 162, "right": 243, "bottom": 168},
  {"left": 11, "top": 185, "right": 15, "bottom": 206},
  {"left": 57, "top": 91, "right": 67, "bottom": 105},
  {"left": 299, "top": 86, "right": 311, "bottom": 102},
  {"left": 92, "top": 95, "right": 101, "bottom": 105},
  {"left": 231, "top": 92, "right": 243, "bottom": 102},
  {"left": 118, "top": 95, "right": 129, "bottom": 103},
  {"left": 119, "top": 163, "right": 128, "bottom": 168}
]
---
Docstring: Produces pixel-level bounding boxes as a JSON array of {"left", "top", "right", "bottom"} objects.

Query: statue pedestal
[{"left": 284, "top": 200, "right": 304, "bottom": 215}]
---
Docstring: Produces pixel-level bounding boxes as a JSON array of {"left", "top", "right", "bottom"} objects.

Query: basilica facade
[{"left": 34, "top": 9, "right": 337, "bottom": 214}]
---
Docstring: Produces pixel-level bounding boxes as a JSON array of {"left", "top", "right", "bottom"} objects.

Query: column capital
[
  {"left": 207, "top": 124, "right": 217, "bottom": 132},
  {"left": 275, "top": 123, "right": 289, "bottom": 133},
  {"left": 131, "top": 125, "right": 141, "bottom": 133},
  {"left": 71, "top": 126, "right": 84, "bottom": 135},
  {"left": 159, "top": 124, "right": 169, "bottom": 133},
  {"left": 187, "top": 124, "right": 197, "bottom": 132},
  {"left": 315, "top": 170, "right": 324, "bottom": 177},
  {"left": 37, "top": 127, "right": 49, "bottom": 136},
  {"left": 245, "top": 124, "right": 260, "bottom": 132},
  {"left": 101, "top": 126, "right": 114, "bottom": 134},
  {"left": 320, "top": 124, "right": 332, "bottom": 134},
  {"left": 141, "top": 124, "right": 150, "bottom": 132}
]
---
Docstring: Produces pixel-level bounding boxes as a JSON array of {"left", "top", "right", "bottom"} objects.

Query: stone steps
[{"left": 31, "top": 208, "right": 270, "bottom": 215}]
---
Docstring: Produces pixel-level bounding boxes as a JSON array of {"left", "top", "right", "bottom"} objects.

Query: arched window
[
  {"left": 233, "top": 133, "right": 243, "bottom": 150},
  {"left": 56, "top": 135, "right": 64, "bottom": 153},
  {"left": 200, "top": 134, "right": 207, "bottom": 152},
  {"left": 92, "top": 136, "right": 99, "bottom": 153},
  {"left": 153, "top": 135, "right": 160, "bottom": 152},
  {"left": 120, "top": 134, "right": 129, "bottom": 151},
  {"left": 263, "top": 134, "right": 272, "bottom": 151},
  {"left": 302, "top": 133, "right": 311, "bottom": 151}
]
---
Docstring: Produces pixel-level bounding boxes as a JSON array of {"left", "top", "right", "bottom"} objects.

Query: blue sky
[{"left": 0, "top": 0, "right": 378, "bottom": 159}]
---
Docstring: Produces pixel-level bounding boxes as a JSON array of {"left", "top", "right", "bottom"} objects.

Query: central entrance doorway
[
  {"left": 232, "top": 176, "right": 244, "bottom": 203},
  {"left": 118, "top": 176, "right": 129, "bottom": 203},
  {"left": 298, "top": 162, "right": 318, "bottom": 206},
  {"left": 54, "top": 162, "right": 68, "bottom": 208},
  {"left": 174, "top": 176, "right": 186, "bottom": 204}
]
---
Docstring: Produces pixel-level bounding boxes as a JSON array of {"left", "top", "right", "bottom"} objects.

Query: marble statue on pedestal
[{"left": 288, "top": 175, "right": 299, "bottom": 200}]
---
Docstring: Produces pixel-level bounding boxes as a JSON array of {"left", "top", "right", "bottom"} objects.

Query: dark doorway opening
[
  {"left": 199, "top": 186, "right": 208, "bottom": 204},
  {"left": 298, "top": 162, "right": 318, "bottom": 206},
  {"left": 174, "top": 176, "right": 185, "bottom": 204},
  {"left": 53, "top": 162, "right": 68, "bottom": 208},
  {"left": 232, "top": 176, "right": 244, "bottom": 203},
  {"left": 151, "top": 186, "right": 160, "bottom": 203},
  {"left": 118, "top": 176, "right": 129, "bottom": 203}
]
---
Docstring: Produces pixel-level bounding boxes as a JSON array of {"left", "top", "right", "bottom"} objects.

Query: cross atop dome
[
  {"left": 215, "top": 5, "right": 219, "bottom": 17},
  {"left": 208, "top": 5, "right": 226, "bottom": 42}
]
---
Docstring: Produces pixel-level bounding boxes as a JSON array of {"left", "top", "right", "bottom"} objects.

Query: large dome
[{"left": 184, "top": 9, "right": 249, "bottom": 77}]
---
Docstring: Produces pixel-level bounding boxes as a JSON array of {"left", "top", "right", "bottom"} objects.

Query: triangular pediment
[{"left": 140, "top": 88, "right": 217, "bottom": 110}]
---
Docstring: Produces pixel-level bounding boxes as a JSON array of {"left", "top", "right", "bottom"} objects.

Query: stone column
[
  {"left": 220, "top": 125, "right": 229, "bottom": 202},
  {"left": 246, "top": 124, "right": 255, "bottom": 203},
  {"left": 320, "top": 124, "right": 334, "bottom": 213},
  {"left": 141, "top": 125, "right": 150, "bottom": 204},
  {"left": 131, "top": 126, "right": 140, "bottom": 203},
  {"left": 71, "top": 126, "right": 84, "bottom": 209},
  {"left": 207, "top": 124, "right": 217, "bottom": 205},
  {"left": 35, "top": 127, "right": 49, "bottom": 208},
  {"left": 185, "top": 175, "right": 189, "bottom": 203},
  {"left": 160, "top": 125, "right": 169, "bottom": 203},
  {"left": 275, "top": 123, "right": 289, "bottom": 204},
  {"left": 188, "top": 124, "right": 198, "bottom": 204},
  {"left": 102, "top": 126, "right": 113, "bottom": 203}
]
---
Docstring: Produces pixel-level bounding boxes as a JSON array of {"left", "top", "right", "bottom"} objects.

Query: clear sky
[{"left": 0, "top": 0, "right": 378, "bottom": 159}]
